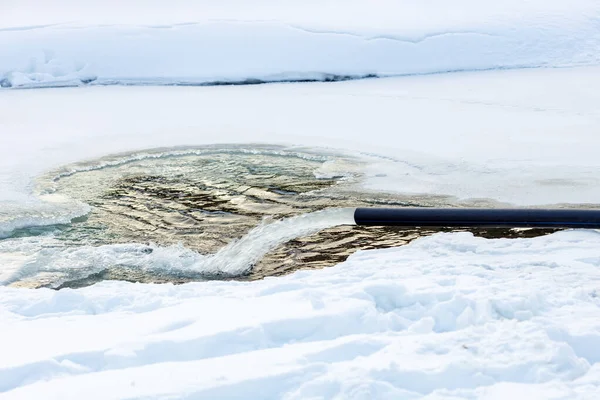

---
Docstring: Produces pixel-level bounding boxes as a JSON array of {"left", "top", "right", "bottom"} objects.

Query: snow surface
[
  {"left": 2, "top": 231, "right": 600, "bottom": 399},
  {"left": 1, "top": 0, "right": 599, "bottom": 88}
]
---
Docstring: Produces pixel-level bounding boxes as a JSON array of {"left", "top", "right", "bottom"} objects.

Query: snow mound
[{"left": 1, "top": 230, "right": 600, "bottom": 398}]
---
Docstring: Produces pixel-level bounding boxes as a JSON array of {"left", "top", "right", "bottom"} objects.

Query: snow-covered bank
[
  {"left": 1, "top": 0, "right": 599, "bottom": 88},
  {"left": 2, "top": 230, "right": 600, "bottom": 398}
]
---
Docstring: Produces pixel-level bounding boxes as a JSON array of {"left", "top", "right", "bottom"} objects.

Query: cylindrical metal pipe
[{"left": 354, "top": 208, "right": 600, "bottom": 228}]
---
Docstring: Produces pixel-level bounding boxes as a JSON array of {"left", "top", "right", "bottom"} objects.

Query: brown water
[{"left": 8, "top": 145, "right": 557, "bottom": 289}]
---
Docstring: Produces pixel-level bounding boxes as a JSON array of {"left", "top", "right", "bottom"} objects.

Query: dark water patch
[
  {"left": 8, "top": 145, "right": 561, "bottom": 289},
  {"left": 250, "top": 225, "right": 558, "bottom": 279}
]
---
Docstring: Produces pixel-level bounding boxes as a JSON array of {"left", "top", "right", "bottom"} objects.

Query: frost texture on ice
[{"left": 1, "top": 231, "right": 600, "bottom": 398}]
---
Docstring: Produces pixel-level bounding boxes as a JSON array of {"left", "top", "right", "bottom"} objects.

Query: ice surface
[
  {"left": 1, "top": 231, "right": 600, "bottom": 398},
  {"left": 1, "top": 0, "right": 599, "bottom": 88},
  {"left": 2, "top": 67, "right": 600, "bottom": 215},
  {"left": 2, "top": 66, "right": 600, "bottom": 238}
]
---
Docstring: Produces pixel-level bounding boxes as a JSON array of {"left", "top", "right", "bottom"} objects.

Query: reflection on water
[{"left": 5, "top": 145, "right": 557, "bottom": 289}]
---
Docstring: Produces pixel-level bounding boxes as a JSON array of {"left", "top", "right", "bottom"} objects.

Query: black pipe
[{"left": 354, "top": 208, "right": 600, "bottom": 228}]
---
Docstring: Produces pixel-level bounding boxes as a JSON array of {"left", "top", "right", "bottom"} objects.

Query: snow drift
[{"left": 1, "top": 231, "right": 600, "bottom": 398}]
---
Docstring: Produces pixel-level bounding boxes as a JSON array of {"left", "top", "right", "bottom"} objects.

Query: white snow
[
  {"left": 1, "top": 1, "right": 600, "bottom": 398},
  {"left": 1, "top": 231, "right": 600, "bottom": 398},
  {"left": 1, "top": 0, "right": 599, "bottom": 88}
]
